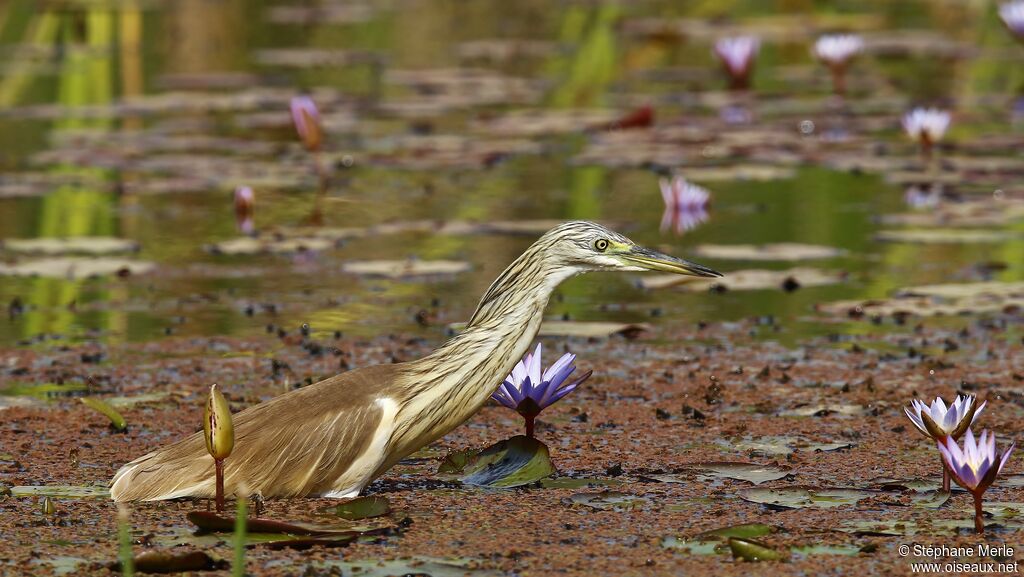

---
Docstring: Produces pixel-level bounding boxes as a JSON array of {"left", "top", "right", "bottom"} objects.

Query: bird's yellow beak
[{"left": 619, "top": 244, "right": 722, "bottom": 277}]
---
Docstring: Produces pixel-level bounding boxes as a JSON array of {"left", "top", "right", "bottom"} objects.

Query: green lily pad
[
  {"left": 311, "top": 556, "right": 503, "bottom": 577},
  {"left": 567, "top": 491, "right": 649, "bottom": 511},
  {"left": 970, "top": 502, "right": 1024, "bottom": 518},
  {"left": 739, "top": 486, "right": 874, "bottom": 509},
  {"left": 109, "top": 551, "right": 226, "bottom": 574},
  {"left": 728, "top": 537, "right": 785, "bottom": 562},
  {"left": 79, "top": 397, "right": 127, "bottom": 431},
  {"left": 790, "top": 544, "right": 864, "bottom": 557},
  {"left": 695, "top": 462, "right": 792, "bottom": 485},
  {"left": 185, "top": 511, "right": 388, "bottom": 549},
  {"left": 663, "top": 523, "right": 775, "bottom": 555},
  {"left": 698, "top": 523, "right": 774, "bottom": 540},
  {"left": 437, "top": 448, "right": 478, "bottom": 474},
  {"left": 457, "top": 435, "right": 555, "bottom": 488},
  {"left": 0, "top": 382, "right": 89, "bottom": 400},
  {"left": 910, "top": 490, "right": 950, "bottom": 509},
  {"left": 837, "top": 519, "right": 984, "bottom": 536},
  {"left": 2, "top": 237, "right": 139, "bottom": 255},
  {"left": 328, "top": 496, "right": 390, "bottom": 521},
  {"left": 538, "top": 477, "right": 622, "bottom": 489},
  {"left": 11, "top": 485, "right": 110, "bottom": 498},
  {"left": 0, "top": 257, "right": 154, "bottom": 279}
]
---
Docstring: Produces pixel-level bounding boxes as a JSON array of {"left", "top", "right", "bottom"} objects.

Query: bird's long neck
[{"left": 394, "top": 240, "right": 579, "bottom": 447}]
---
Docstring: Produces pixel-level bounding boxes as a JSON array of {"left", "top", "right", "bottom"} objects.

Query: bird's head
[{"left": 541, "top": 221, "right": 722, "bottom": 278}]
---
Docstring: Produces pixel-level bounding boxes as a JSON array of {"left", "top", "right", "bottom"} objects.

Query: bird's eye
[{"left": 594, "top": 239, "right": 609, "bottom": 252}]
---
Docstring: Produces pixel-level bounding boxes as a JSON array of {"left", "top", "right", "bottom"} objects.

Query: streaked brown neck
[{"left": 393, "top": 238, "right": 579, "bottom": 449}]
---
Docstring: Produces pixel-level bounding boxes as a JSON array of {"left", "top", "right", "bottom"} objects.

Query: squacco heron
[{"left": 110, "top": 221, "right": 721, "bottom": 501}]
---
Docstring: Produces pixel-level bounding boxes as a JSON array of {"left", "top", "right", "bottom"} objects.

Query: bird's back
[{"left": 110, "top": 363, "right": 408, "bottom": 501}]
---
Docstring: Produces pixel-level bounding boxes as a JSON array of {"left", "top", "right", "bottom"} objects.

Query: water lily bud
[
  {"left": 41, "top": 496, "right": 55, "bottom": 515},
  {"left": 203, "top": 384, "right": 234, "bottom": 461},
  {"left": 290, "top": 96, "right": 323, "bottom": 152}
]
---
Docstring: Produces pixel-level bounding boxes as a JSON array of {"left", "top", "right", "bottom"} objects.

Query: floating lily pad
[
  {"left": 779, "top": 404, "right": 865, "bottom": 417},
  {"left": 186, "top": 511, "right": 379, "bottom": 548},
  {"left": 328, "top": 496, "right": 390, "bottom": 521},
  {"left": 567, "top": 491, "right": 649, "bottom": 511},
  {"left": 692, "top": 462, "right": 792, "bottom": 485},
  {"left": 11, "top": 485, "right": 110, "bottom": 498},
  {"left": 640, "top": 268, "right": 844, "bottom": 292},
  {"left": 311, "top": 556, "right": 503, "bottom": 577},
  {"left": 820, "top": 281, "right": 1024, "bottom": 318},
  {"left": 341, "top": 259, "right": 471, "bottom": 278},
  {"left": 728, "top": 537, "right": 785, "bottom": 562},
  {"left": 910, "top": 490, "right": 950, "bottom": 509},
  {"left": 662, "top": 523, "right": 774, "bottom": 555},
  {"left": 0, "top": 257, "right": 154, "bottom": 279},
  {"left": 538, "top": 321, "right": 650, "bottom": 339},
  {"left": 739, "top": 486, "right": 874, "bottom": 509},
  {"left": 1, "top": 237, "right": 139, "bottom": 255},
  {"left": 837, "top": 518, "right": 982, "bottom": 536},
  {"left": 0, "top": 382, "right": 89, "bottom": 400},
  {"left": 790, "top": 544, "right": 864, "bottom": 557},
  {"left": 109, "top": 550, "right": 227, "bottom": 574},
  {"left": 876, "top": 229, "right": 1016, "bottom": 244},
  {"left": 692, "top": 243, "right": 844, "bottom": 262},
  {"left": 437, "top": 448, "right": 478, "bottom": 474},
  {"left": 538, "top": 477, "right": 623, "bottom": 489},
  {"left": 79, "top": 397, "right": 127, "bottom": 431},
  {"left": 456, "top": 435, "right": 555, "bottom": 488},
  {"left": 472, "top": 109, "right": 620, "bottom": 137},
  {"left": 207, "top": 236, "right": 337, "bottom": 256}
]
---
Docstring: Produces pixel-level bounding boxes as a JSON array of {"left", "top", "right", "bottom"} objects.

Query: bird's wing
[{"left": 110, "top": 364, "right": 407, "bottom": 501}]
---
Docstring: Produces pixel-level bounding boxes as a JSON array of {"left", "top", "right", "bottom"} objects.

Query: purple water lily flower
[
  {"left": 1000, "top": 1, "right": 1024, "bottom": 40},
  {"left": 492, "top": 343, "right": 591, "bottom": 438},
  {"left": 290, "top": 95, "right": 323, "bottom": 152},
  {"left": 904, "top": 185, "right": 941, "bottom": 209},
  {"left": 713, "top": 36, "right": 759, "bottom": 91},
  {"left": 937, "top": 429, "right": 1015, "bottom": 534},
  {"left": 905, "top": 394, "right": 985, "bottom": 492},
  {"left": 660, "top": 176, "right": 710, "bottom": 235}
]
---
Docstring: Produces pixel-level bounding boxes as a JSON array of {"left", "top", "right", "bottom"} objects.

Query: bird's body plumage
[{"left": 110, "top": 221, "right": 720, "bottom": 501}]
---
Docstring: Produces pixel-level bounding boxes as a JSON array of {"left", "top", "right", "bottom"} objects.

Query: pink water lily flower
[
  {"left": 290, "top": 95, "right": 323, "bottom": 152},
  {"left": 713, "top": 36, "right": 759, "bottom": 90},
  {"left": 659, "top": 176, "right": 711, "bottom": 234},
  {"left": 234, "top": 186, "right": 255, "bottom": 235}
]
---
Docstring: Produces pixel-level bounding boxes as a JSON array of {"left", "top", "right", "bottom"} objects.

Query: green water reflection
[{"left": 0, "top": 0, "right": 1021, "bottom": 347}]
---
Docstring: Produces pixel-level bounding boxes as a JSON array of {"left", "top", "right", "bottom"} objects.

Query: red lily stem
[
  {"left": 525, "top": 415, "right": 536, "bottom": 439},
  {"left": 973, "top": 491, "right": 985, "bottom": 534},
  {"left": 313, "top": 151, "right": 328, "bottom": 195},
  {"left": 920, "top": 137, "right": 933, "bottom": 164},
  {"left": 940, "top": 453, "right": 950, "bottom": 493},
  {"left": 830, "top": 66, "right": 846, "bottom": 98},
  {"left": 215, "top": 459, "right": 225, "bottom": 513}
]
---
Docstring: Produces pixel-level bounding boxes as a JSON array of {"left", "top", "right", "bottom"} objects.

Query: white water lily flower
[
  {"left": 813, "top": 34, "right": 864, "bottom": 66},
  {"left": 904, "top": 394, "right": 984, "bottom": 440},
  {"left": 1000, "top": 1, "right": 1024, "bottom": 38},
  {"left": 902, "top": 107, "right": 951, "bottom": 145}
]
